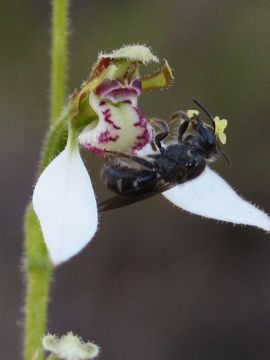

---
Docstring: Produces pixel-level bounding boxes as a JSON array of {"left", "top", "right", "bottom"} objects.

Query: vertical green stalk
[
  {"left": 51, "top": 0, "right": 70, "bottom": 123},
  {"left": 23, "top": 1, "right": 70, "bottom": 359},
  {"left": 23, "top": 205, "right": 53, "bottom": 360}
]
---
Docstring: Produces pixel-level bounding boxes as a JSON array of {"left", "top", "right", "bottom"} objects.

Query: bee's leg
[
  {"left": 150, "top": 118, "right": 169, "bottom": 154},
  {"left": 168, "top": 110, "right": 189, "bottom": 123},
  {"left": 178, "top": 119, "right": 189, "bottom": 141}
]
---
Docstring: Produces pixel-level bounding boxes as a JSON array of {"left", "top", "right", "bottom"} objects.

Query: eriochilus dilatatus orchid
[{"left": 32, "top": 45, "right": 270, "bottom": 265}]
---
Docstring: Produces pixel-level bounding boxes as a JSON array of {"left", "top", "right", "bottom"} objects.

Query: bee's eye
[{"left": 198, "top": 124, "right": 215, "bottom": 145}]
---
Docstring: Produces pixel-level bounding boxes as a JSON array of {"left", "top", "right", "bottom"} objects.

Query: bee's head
[
  {"left": 190, "top": 117, "right": 219, "bottom": 162},
  {"left": 187, "top": 100, "right": 229, "bottom": 164}
]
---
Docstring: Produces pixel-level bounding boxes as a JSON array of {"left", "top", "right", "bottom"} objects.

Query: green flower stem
[
  {"left": 40, "top": 108, "right": 69, "bottom": 173},
  {"left": 23, "top": 0, "right": 70, "bottom": 358},
  {"left": 23, "top": 205, "right": 52, "bottom": 360},
  {"left": 50, "top": 0, "right": 70, "bottom": 123}
]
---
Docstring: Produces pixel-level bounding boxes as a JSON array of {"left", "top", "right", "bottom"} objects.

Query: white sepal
[
  {"left": 43, "top": 332, "right": 99, "bottom": 360},
  {"left": 163, "top": 167, "right": 270, "bottom": 232},
  {"left": 33, "top": 146, "right": 98, "bottom": 265}
]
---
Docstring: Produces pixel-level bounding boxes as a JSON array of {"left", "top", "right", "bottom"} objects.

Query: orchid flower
[
  {"left": 33, "top": 45, "right": 270, "bottom": 266},
  {"left": 33, "top": 45, "right": 173, "bottom": 265}
]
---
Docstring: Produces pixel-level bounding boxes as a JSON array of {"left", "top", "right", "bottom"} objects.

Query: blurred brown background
[{"left": 1, "top": 0, "right": 270, "bottom": 359}]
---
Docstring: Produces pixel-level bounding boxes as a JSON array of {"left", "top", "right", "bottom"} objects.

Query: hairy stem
[
  {"left": 23, "top": 0, "right": 70, "bottom": 359},
  {"left": 50, "top": 0, "right": 70, "bottom": 123},
  {"left": 23, "top": 205, "right": 53, "bottom": 360}
]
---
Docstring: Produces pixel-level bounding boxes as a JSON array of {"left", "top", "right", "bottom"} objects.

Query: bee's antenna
[
  {"left": 221, "top": 150, "right": 232, "bottom": 167},
  {"left": 216, "top": 143, "right": 231, "bottom": 167},
  {"left": 193, "top": 99, "right": 215, "bottom": 129}
]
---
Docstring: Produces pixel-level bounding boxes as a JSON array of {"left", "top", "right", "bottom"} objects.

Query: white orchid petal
[
  {"left": 33, "top": 146, "right": 98, "bottom": 265},
  {"left": 163, "top": 167, "right": 270, "bottom": 232}
]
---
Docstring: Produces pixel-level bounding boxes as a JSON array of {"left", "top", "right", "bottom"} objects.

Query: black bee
[{"left": 99, "top": 100, "right": 228, "bottom": 211}]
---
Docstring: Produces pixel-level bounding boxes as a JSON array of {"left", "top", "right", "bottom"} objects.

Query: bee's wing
[
  {"left": 98, "top": 194, "right": 144, "bottom": 211},
  {"left": 98, "top": 176, "right": 177, "bottom": 212}
]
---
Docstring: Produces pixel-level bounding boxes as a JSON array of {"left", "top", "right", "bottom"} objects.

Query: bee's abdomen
[{"left": 102, "top": 165, "right": 158, "bottom": 197}]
